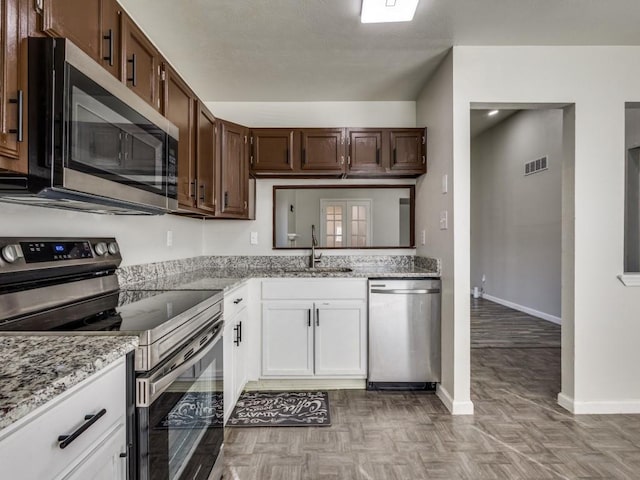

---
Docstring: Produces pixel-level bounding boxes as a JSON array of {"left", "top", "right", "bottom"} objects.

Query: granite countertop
[
  {"left": 0, "top": 335, "right": 138, "bottom": 430},
  {"left": 123, "top": 265, "right": 440, "bottom": 292}
]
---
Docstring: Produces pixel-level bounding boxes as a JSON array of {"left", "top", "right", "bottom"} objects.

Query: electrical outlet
[
  {"left": 421, "top": 229, "right": 426, "bottom": 245},
  {"left": 439, "top": 211, "right": 448, "bottom": 230},
  {"left": 250, "top": 232, "right": 258, "bottom": 245},
  {"left": 166, "top": 230, "right": 173, "bottom": 247}
]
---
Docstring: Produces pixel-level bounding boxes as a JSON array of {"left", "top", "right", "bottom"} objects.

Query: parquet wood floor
[{"left": 224, "top": 301, "right": 640, "bottom": 479}]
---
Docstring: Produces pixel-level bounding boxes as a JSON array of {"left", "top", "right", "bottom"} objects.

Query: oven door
[{"left": 136, "top": 319, "right": 224, "bottom": 480}]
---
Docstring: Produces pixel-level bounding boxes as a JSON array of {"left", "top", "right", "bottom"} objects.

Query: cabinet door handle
[
  {"left": 307, "top": 309, "right": 311, "bottom": 327},
  {"left": 224, "top": 191, "right": 229, "bottom": 208},
  {"left": 302, "top": 148, "right": 306, "bottom": 165},
  {"left": 233, "top": 324, "right": 240, "bottom": 346},
  {"left": 8, "top": 90, "right": 23, "bottom": 142},
  {"left": 393, "top": 148, "right": 397, "bottom": 165},
  {"left": 190, "top": 180, "right": 196, "bottom": 198},
  {"left": 103, "top": 29, "right": 114, "bottom": 66},
  {"left": 58, "top": 409, "right": 107, "bottom": 449},
  {"left": 238, "top": 320, "right": 242, "bottom": 343},
  {"left": 199, "top": 184, "right": 205, "bottom": 201},
  {"left": 376, "top": 148, "right": 380, "bottom": 164},
  {"left": 422, "top": 155, "right": 426, "bottom": 165},
  {"left": 127, "top": 53, "right": 137, "bottom": 86},
  {"left": 286, "top": 147, "right": 290, "bottom": 165},
  {"left": 316, "top": 308, "right": 320, "bottom": 326}
]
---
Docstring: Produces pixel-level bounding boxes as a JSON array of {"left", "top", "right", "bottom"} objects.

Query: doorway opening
[{"left": 469, "top": 104, "right": 572, "bottom": 405}]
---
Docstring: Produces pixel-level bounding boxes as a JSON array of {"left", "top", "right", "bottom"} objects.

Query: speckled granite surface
[
  {"left": 0, "top": 335, "right": 138, "bottom": 430},
  {"left": 119, "top": 255, "right": 440, "bottom": 289}
]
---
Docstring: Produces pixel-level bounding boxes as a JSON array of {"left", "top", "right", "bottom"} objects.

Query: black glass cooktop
[{"left": 0, "top": 288, "right": 222, "bottom": 333}]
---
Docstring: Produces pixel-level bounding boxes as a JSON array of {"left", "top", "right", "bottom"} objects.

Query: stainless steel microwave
[{"left": 0, "top": 37, "right": 178, "bottom": 214}]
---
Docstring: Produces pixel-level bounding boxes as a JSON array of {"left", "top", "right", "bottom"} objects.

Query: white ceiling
[{"left": 118, "top": 0, "right": 640, "bottom": 102}]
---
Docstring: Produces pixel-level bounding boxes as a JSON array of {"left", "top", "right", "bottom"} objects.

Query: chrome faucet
[{"left": 310, "top": 225, "right": 322, "bottom": 268}]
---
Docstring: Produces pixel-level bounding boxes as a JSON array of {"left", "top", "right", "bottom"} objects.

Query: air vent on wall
[{"left": 525, "top": 156, "right": 548, "bottom": 176}]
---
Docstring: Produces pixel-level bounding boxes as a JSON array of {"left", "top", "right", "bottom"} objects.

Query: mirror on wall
[{"left": 273, "top": 185, "right": 415, "bottom": 249}]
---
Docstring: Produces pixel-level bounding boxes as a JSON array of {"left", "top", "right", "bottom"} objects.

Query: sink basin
[{"left": 283, "top": 267, "right": 353, "bottom": 274}]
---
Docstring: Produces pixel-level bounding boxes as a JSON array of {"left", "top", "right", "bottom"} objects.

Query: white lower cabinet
[
  {"left": 0, "top": 357, "right": 127, "bottom": 480},
  {"left": 261, "top": 279, "right": 367, "bottom": 378},
  {"left": 224, "top": 282, "right": 250, "bottom": 422}
]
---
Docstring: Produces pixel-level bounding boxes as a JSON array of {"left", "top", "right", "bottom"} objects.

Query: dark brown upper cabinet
[
  {"left": 389, "top": 128, "right": 426, "bottom": 174},
  {"left": 218, "top": 120, "right": 249, "bottom": 218},
  {"left": 346, "top": 128, "right": 385, "bottom": 175},
  {"left": 100, "top": 0, "right": 122, "bottom": 79},
  {"left": 163, "top": 64, "right": 197, "bottom": 209},
  {"left": 251, "top": 128, "right": 297, "bottom": 173},
  {"left": 39, "top": 0, "right": 101, "bottom": 60},
  {"left": 121, "top": 14, "right": 161, "bottom": 111},
  {"left": 300, "top": 128, "right": 345, "bottom": 174},
  {"left": 196, "top": 103, "right": 217, "bottom": 214},
  {"left": 0, "top": 0, "right": 26, "bottom": 173}
]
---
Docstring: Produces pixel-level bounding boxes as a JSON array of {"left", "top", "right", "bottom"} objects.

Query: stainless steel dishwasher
[{"left": 367, "top": 278, "right": 441, "bottom": 390}]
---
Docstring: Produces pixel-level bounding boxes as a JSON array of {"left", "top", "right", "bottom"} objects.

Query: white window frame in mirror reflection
[{"left": 320, "top": 199, "right": 372, "bottom": 248}]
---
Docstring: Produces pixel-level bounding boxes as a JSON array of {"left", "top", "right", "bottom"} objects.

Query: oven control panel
[
  {"left": 20, "top": 241, "right": 94, "bottom": 263},
  {"left": 0, "top": 238, "right": 121, "bottom": 275}
]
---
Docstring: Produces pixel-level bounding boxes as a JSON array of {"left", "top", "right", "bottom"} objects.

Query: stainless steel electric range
[{"left": 0, "top": 237, "right": 224, "bottom": 480}]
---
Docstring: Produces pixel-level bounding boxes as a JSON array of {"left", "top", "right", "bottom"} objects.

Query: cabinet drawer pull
[
  {"left": 58, "top": 409, "right": 107, "bottom": 449},
  {"left": 127, "top": 53, "right": 137, "bottom": 86},
  {"left": 307, "top": 309, "right": 311, "bottom": 327},
  {"left": 233, "top": 298, "right": 243, "bottom": 304},
  {"left": 8, "top": 90, "right": 23, "bottom": 142},
  {"left": 316, "top": 308, "right": 320, "bottom": 326},
  {"left": 103, "top": 29, "right": 114, "bottom": 66}
]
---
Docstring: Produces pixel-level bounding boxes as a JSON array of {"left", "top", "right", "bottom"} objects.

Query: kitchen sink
[{"left": 283, "top": 267, "right": 353, "bottom": 274}]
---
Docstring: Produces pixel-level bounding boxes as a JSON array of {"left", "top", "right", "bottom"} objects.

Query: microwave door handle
[{"left": 138, "top": 325, "right": 222, "bottom": 407}]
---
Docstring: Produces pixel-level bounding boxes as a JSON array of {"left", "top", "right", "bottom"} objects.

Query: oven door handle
[{"left": 136, "top": 321, "right": 223, "bottom": 407}]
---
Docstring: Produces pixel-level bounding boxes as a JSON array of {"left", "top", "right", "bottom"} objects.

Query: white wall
[
  {"left": 205, "top": 102, "right": 416, "bottom": 128},
  {"left": 471, "top": 109, "right": 563, "bottom": 320},
  {"left": 454, "top": 46, "right": 640, "bottom": 414},
  {"left": 0, "top": 203, "right": 203, "bottom": 266},
  {"left": 415, "top": 52, "right": 473, "bottom": 414}
]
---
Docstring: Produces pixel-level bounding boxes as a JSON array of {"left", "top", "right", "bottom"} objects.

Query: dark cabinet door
[
  {"left": 0, "top": 0, "right": 26, "bottom": 172},
  {"left": 251, "top": 128, "right": 297, "bottom": 173},
  {"left": 300, "top": 128, "right": 345, "bottom": 174},
  {"left": 40, "top": 0, "right": 101, "bottom": 60},
  {"left": 164, "top": 65, "right": 197, "bottom": 209},
  {"left": 347, "top": 128, "right": 385, "bottom": 175},
  {"left": 100, "top": 0, "right": 121, "bottom": 79},
  {"left": 389, "top": 128, "right": 426, "bottom": 174},
  {"left": 121, "top": 14, "right": 160, "bottom": 110},
  {"left": 219, "top": 120, "right": 248, "bottom": 217},
  {"left": 196, "top": 103, "right": 217, "bottom": 214}
]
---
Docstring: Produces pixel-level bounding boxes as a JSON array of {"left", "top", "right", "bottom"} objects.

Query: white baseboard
[
  {"left": 436, "top": 384, "right": 474, "bottom": 415},
  {"left": 557, "top": 392, "right": 640, "bottom": 414},
  {"left": 471, "top": 291, "right": 561, "bottom": 325},
  {"left": 246, "top": 378, "right": 366, "bottom": 391}
]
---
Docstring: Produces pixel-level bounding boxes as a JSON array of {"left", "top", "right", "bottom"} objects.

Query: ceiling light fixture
[
  {"left": 361, "top": 0, "right": 420, "bottom": 24},
  {"left": 488, "top": 110, "right": 499, "bottom": 116}
]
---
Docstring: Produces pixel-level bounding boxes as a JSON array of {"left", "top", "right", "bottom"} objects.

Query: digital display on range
[{"left": 21, "top": 241, "right": 93, "bottom": 263}]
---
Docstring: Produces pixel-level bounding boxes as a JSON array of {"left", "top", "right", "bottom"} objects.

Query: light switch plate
[
  {"left": 166, "top": 230, "right": 173, "bottom": 247},
  {"left": 442, "top": 174, "right": 448, "bottom": 194},
  {"left": 421, "top": 229, "right": 426, "bottom": 245},
  {"left": 250, "top": 232, "right": 258, "bottom": 245},
  {"left": 439, "top": 211, "right": 448, "bottom": 230}
]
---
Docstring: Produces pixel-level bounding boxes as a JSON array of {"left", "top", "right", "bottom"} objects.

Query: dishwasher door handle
[{"left": 370, "top": 288, "right": 440, "bottom": 294}]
